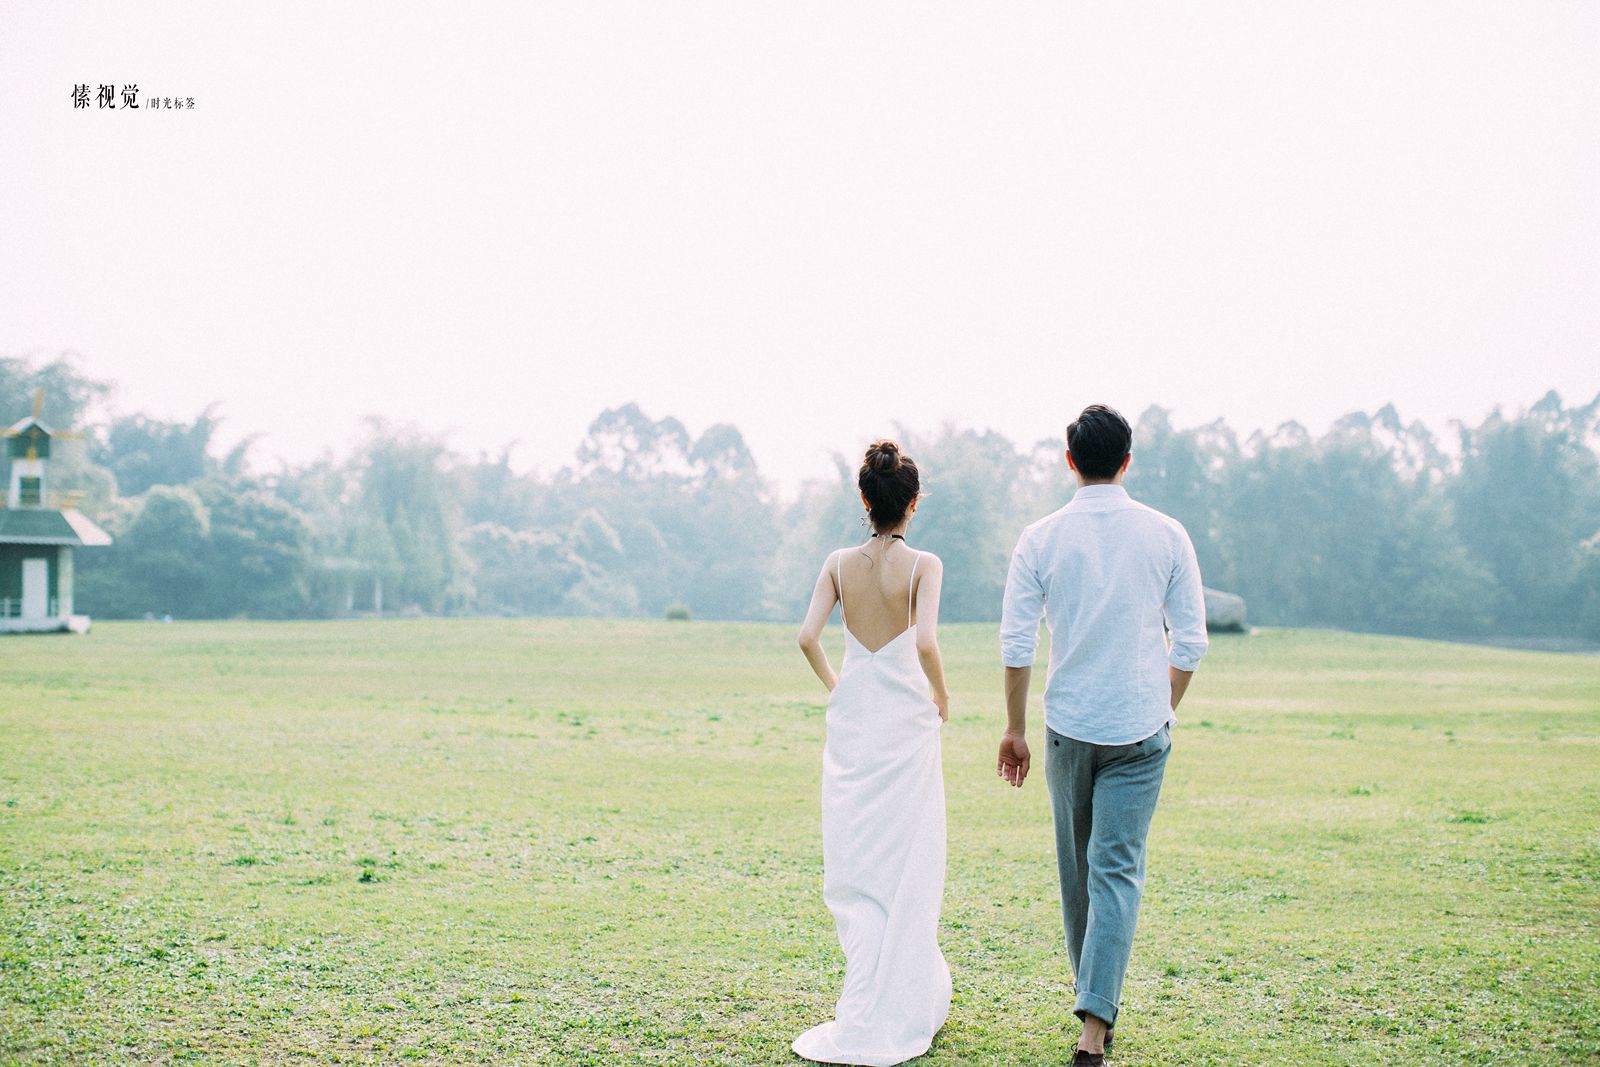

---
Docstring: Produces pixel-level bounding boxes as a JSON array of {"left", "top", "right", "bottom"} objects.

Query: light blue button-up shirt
[{"left": 1000, "top": 483, "right": 1209, "bottom": 745}]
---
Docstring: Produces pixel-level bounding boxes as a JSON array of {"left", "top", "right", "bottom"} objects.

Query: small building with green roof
[{"left": 1, "top": 392, "right": 112, "bottom": 633}]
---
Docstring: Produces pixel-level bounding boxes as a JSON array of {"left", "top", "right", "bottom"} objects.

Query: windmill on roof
[{"left": 1, "top": 388, "right": 111, "bottom": 634}]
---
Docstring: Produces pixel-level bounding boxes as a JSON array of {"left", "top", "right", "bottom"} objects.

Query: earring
[{"left": 859, "top": 513, "right": 870, "bottom": 529}]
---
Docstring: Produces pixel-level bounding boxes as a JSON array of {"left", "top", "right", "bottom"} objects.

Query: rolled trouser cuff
[{"left": 1074, "top": 988, "right": 1119, "bottom": 1028}]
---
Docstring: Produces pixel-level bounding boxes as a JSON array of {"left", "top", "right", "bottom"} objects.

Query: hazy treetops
[{"left": 5, "top": 355, "right": 1597, "bottom": 640}]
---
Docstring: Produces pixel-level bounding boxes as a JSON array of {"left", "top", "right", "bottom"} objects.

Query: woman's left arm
[
  {"left": 797, "top": 554, "right": 839, "bottom": 692},
  {"left": 913, "top": 554, "right": 950, "bottom": 721}
]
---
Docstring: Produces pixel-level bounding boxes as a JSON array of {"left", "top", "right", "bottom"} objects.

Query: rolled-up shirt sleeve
[
  {"left": 1164, "top": 527, "right": 1209, "bottom": 671},
  {"left": 1000, "top": 533, "right": 1045, "bottom": 668}
]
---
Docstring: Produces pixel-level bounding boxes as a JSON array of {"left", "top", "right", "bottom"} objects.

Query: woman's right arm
[
  {"left": 913, "top": 554, "right": 950, "bottom": 721},
  {"left": 797, "top": 553, "right": 839, "bottom": 692}
]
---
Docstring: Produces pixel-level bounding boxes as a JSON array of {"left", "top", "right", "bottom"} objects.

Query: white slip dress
[{"left": 792, "top": 551, "right": 952, "bottom": 1067}]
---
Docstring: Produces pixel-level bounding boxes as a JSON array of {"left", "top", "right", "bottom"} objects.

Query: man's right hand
[{"left": 997, "top": 731, "right": 1031, "bottom": 788}]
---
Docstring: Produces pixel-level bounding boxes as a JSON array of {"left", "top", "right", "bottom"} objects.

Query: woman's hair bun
[
  {"left": 865, "top": 438, "right": 901, "bottom": 473},
  {"left": 857, "top": 438, "right": 919, "bottom": 531}
]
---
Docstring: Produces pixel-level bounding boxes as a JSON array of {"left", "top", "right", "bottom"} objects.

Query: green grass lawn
[{"left": 1, "top": 620, "right": 1597, "bottom": 1066}]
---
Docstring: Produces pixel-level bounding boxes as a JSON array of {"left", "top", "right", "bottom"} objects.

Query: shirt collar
[{"left": 1069, "top": 483, "right": 1130, "bottom": 505}]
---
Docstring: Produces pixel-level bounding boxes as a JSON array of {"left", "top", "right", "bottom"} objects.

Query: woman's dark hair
[
  {"left": 858, "top": 439, "right": 920, "bottom": 532},
  {"left": 1067, "top": 404, "right": 1132, "bottom": 480}
]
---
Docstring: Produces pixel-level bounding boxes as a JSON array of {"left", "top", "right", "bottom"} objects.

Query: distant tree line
[{"left": 4, "top": 354, "right": 1597, "bottom": 640}]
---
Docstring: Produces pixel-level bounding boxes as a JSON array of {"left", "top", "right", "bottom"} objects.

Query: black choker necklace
[{"left": 870, "top": 533, "right": 905, "bottom": 541}]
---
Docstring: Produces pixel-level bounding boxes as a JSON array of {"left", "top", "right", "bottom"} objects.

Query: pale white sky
[{"left": 2, "top": 2, "right": 1596, "bottom": 492}]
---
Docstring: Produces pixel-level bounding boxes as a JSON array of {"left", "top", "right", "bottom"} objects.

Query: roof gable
[{"left": 4, "top": 415, "right": 55, "bottom": 437}]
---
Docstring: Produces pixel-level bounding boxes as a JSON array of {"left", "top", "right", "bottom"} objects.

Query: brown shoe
[
  {"left": 1103, "top": 1028, "right": 1114, "bottom": 1055},
  {"left": 1071, "top": 1052, "right": 1105, "bottom": 1067}
]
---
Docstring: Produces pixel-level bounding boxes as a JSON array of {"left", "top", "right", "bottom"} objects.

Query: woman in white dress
[{"left": 793, "top": 439, "right": 953, "bottom": 1067}]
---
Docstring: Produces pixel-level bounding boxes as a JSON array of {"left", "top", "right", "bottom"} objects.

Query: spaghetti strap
[
  {"left": 836, "top": 553, "right": 845, "bottom": 626},
  {"left": 908, "top": 552, "right": 920, "bottom": 627}
]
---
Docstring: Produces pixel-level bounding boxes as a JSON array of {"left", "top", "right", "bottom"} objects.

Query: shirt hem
[{"left": 1043, "top": 709, "right": 1176, "bottom": 747}]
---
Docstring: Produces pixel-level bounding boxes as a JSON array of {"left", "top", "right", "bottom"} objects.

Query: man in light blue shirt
[{"left": 996, "top": 404, "right": 1208, "bottom": 1066}]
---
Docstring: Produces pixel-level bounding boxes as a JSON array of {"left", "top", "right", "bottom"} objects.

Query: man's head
[{"left": 1066, "top": 404, "right": 1132, "bottom": 483}]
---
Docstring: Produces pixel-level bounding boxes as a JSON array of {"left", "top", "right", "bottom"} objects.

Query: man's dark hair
[{"left": 1067, "top": 404, "right": 1132, "bottom": 480}]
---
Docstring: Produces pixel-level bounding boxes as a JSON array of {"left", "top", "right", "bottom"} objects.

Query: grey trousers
[{"left": 1043, "top": 721, "right": 1172, "bottom": 1027}]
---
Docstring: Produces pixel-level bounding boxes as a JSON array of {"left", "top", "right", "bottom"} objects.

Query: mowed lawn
[{"left": 1, "top": 621, "right": 1597, "bottom": 1066}]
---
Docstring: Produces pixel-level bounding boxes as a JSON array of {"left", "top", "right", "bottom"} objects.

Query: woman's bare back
[{"left": 834, "top": 540, "right": 924, "bottom": 653}]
